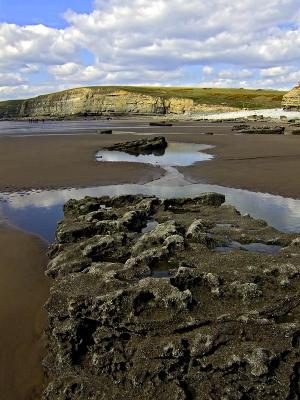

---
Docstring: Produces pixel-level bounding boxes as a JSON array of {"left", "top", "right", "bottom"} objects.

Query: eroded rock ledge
[
  {"left": 44, "top": 194, "right": 300, "bottom": 399},
  {"left": 102, "top": 136, "right": 168, "bottom": 155}
]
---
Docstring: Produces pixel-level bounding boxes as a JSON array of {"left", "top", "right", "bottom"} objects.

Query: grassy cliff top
[
  {"left": 111, "top": 86, "right": 286, "bottom": 109},
  {"left": 0, "top": 86, "right": 287, "bottom": 111}
]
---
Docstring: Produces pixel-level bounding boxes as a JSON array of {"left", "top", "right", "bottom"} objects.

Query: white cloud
[
  {"left": 49, "top": 63, "right": 105, "bottom": 83},
  {"left": 0, "top": 23, "right": 77, "bottom": 69},
  {"left": 1, "top": 0, "right": 300, "bottom": 99},
  {"left": 0, "top": 72, "right": 26, "bottom": 86},
  {"left": 203, "top": 66, "right": 214, "bottom": 75},
  {"left": 218, "top": 69, "right": 254, "bottom": 79},
  {"left": 260, "top": 66, "right": 294, "bottom": 77}
]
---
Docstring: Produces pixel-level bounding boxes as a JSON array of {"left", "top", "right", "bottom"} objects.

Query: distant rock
[
  {"left": 149, "top": 121, "right": 173, "bottom": 126},
  {"left": 287, "top": 129, "right": 300, "bottom": 136},
  {"left": 237, "top": 126, "right": 285, "bottom": 135},
  {"left": 97, "top": 129, "right": 112, "bottom": 134},
  {"left": 103, "top": 136, "right": 168, "bottom": 155},
  {"left": 282, "top": 84, "right": 300, "bottom": 111},
  {"left": 232, "top": 124, "right": 250, "bottom": 131}
]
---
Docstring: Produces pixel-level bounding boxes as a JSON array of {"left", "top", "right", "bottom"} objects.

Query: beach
[
  {"left": 0, "top": 118, "right": 300, "bottom": 398},
  {"left": 0, "top": 224, "right": 49, "bottom": 400},
  {"left": 0, "top": 120, "right": 299, "bottom": 198}
]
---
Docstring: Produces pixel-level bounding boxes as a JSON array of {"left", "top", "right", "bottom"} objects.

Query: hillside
[{"left": 0, "top": 86, "right": 286, "bottom": 119}]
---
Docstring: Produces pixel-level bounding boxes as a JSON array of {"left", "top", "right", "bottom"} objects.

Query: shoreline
[
  {"left": 0, "top": 222, "right": 49, "bottom": 400},
  {"left": 0, "top": 124, "right": 299, "bottom": 198},
  {"left": 0, "top": 119, "right": 300, "bottom": 398},
  {"left": 174, "top": 132, "right": 300, "bottom": 199}
]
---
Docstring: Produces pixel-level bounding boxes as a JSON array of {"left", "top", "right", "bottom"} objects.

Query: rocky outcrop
[
  {"left": 0, "top": 87, "right": 239, "bottom": 119},
  {"left": 232, "top": 124, "right": 250, "bottom": 131},
  {"left": 237, "top": 126, "right": 285, "bottom": 134},
  {"left": 103, "top": 136, "right": 168, "bottom": 155},
  {"left": 43, "top": 194, "right": 300, "bottom": 399},
  {"left": 282, "top": 84, "right": 300, "bottom": 111}
]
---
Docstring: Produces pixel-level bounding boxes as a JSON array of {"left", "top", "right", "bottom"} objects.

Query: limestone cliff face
[
  {"left": 20, "top": 88, "right": 166, "bottom": 117},
  {"left": 282, "top": 84, "right": 300, "bottom": 111},
  {"left": 8, "top": 87, "right": 238, "bottom": 118}
]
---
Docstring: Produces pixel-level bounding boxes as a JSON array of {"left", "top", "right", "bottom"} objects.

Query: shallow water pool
[{"left": 1, "top": 142, "right": 300, "bottom": 242}]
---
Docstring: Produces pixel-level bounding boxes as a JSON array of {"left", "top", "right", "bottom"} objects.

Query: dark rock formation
[
  {"left": 103, "top": 136, "right": 168, "bottom": 155},
  {"left": 149, "top": 121, "right": 173, "bottom": 126},
  {"left": 290, "top": 129, "right": 300, "bottom": 135},
  {"left": 44, "top": 194, "right": 300, "bottom": 399},
  {"left": 232, "top": 124, "right": 250, "bottom": 131},
  {"left": 237, "top": 126, "right": 285, "bottom": 135},
  {"left": 97, "top": 129, "right": 112, "bottom": 134}
]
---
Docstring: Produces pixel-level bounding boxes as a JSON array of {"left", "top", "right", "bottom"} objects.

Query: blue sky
[
  {"left": 0, "top": 0, "right": 300, "bottom": 99},
  {"left": 0, "top": 0, "right": 92, "bottom": 28}
]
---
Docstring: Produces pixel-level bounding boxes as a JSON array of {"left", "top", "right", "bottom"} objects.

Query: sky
[{"left": 0, "top": 0, "right": 300, "bottom": 100}]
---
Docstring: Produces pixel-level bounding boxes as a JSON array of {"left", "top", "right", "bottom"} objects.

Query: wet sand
[
  {"left": 0, "top": 119, "right": 300, "bottom": 399},
  {"left": 0, "top": 121, "right": 299, "bottom": 197},
  {"left": 0, "top": 133, "right": 164, "bottom": 192},
  {"left": 0, "top": 224, "right": 49, "bottom": 400},
  {"left": 175, "top": 132, "right": 300, "bottom": 199}
]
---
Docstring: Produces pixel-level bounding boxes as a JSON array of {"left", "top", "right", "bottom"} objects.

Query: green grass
[
  {"left": 51, "top": 86, "right": 286, "bottom": 109},
  {"left": 116, "top": 86, "right": 286, "bottom": 109},
  {"left": 0, "top": 86, "right": 287, "bottom": 117}
]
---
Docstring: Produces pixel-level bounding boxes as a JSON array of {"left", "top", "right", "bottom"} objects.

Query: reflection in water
[
  {"left": 0, "top": 142, "right": 300, "bottom": 242},
  {"left": 1, "top": 167, "right": 300, "bottom": 242},
  {"left": 215, "top": 241, "right": 282, "bottom": 254},
  {"left": 96, "top": 143, "right": 213, "bottom": 166}
]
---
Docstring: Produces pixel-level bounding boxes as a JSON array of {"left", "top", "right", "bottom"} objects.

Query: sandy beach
[
  {"left": 0, "top": 121, "right": 299, "bottom": 198},
  {"left": 175, "top": 131, "right": 300, "bottom": 199},
  {"left": 0, "top": 119, "right": 300, "bottom": 399},
  {"left": 0, "top": 224, "right": 49, "bottom": 400},
  {"left": 0, "top": 133, "right": 164, "bottom": 192}
]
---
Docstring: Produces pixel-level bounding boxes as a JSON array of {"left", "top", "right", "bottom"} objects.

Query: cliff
[
  {"left": 0, "top": 86, "right": 285, "bottom": 119},
  {"left": 282, "top": 84, "right": 300, "bottom": 111},
  {"left": 12, "top": 88, "right": 238, "bottom": 118}
]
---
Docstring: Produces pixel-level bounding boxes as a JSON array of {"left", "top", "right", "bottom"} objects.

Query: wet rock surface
[
  {"left": 236, "top": 126, "right": 285, "bottom": 135},
  {"left": 149, "top": 121, "right": 173, "bottom": 126},
  {"left": 103, "top": 136, "right": 168, "bottom": 155},
  {"left": 44, "top": 194, "right": 300, "bottom": 399}
]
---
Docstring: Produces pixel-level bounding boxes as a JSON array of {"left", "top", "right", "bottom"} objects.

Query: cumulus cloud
[
  {"left": 0, "top": 72, "right": 26, "bottom": 86},
  {"left": 0, "top": 23, "right": 78, "bottom": 69},
  {"left": 203, "top": 66, "right": 214, "bottom": 75},
  {"left": 260, "top": 66, "right": 294, "bottom": 77},
  {"left": 49, "top": 63, "right": 105, "bottom": 83},
  {"left": 1, "top": 0, "right": 300, "bottom": 99},
  {"left": 218, "top": 69, "right": 254, "bottom": 79}
]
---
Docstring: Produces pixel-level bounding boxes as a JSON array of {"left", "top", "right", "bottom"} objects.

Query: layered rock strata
[
  {"left": 282, "top": 84, "right": 300, "bottom": 111},
  {"left": 43, "top": 194, "right": 300, "bottom": 399},
  {"left": 0, "top": 88, "right": 239, "bottom": 119}
]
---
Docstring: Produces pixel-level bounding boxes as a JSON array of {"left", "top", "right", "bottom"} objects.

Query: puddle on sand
[
  {"left": 1, "top": 142, "right": 300, "bottom": 242},
  {"left": 215, "top": 241, "right": 282, "bottom": 254},
  {"left": 96, "top": 143, "right": 213, "bottom": 166}
]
